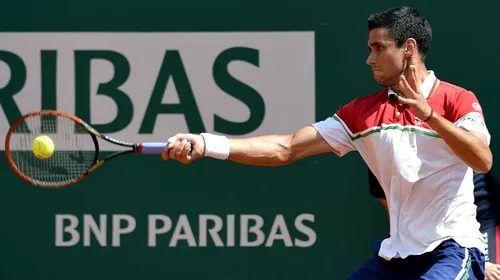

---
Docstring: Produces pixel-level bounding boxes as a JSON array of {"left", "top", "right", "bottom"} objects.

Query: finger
[
  {"left": 408, "top": 65, "right": 418, "bottom": 91},
  {"left": 161, "top": 148, "right": 169, "bottom": 160},
  {"left": 162, "top": 137, "right": 177, "bottom": 160},
  {"left": 166, "top": 134, "right": 186, "bottom": 151},
  {"left": 179, "top": 134, "right": 205, "bottom": 156},
  {"left": 169, "top": 139, "right": 182, "bottom": 160},
  {"left": 174, "top": 139, "right": 186, "bottom": 157},
  {"left": 181, "top": 133, "right": 202, "bottom": 146},
  {"left": 168, "top": 134, "right": 197, "bottom": 151},
  {"left": 180, "top": 139, "right": 192, "bottom": 159},
  {"left": 177, "top": 139, "right": 187, "bottom": 157},
  {"left": 398, "top": 75, "right": 413, "bottom": 97},
  {"left": 166, "top": 136, "right": 176, "bottom": 149}
]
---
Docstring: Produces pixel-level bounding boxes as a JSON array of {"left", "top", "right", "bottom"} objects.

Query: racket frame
[{"left": 5, "top": 110, "right": 141, "bottom": 188}]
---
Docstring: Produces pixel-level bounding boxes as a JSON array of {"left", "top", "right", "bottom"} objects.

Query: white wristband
[{"left": 200, "top": 133, "right": 230, "bottom": 160}]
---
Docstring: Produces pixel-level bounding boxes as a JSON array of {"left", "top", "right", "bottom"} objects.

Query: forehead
[{"left": 368, "top": 28, "right": 396, "bottom": 46}]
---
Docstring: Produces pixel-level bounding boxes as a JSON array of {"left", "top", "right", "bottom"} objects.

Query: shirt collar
[{"left": 388, "top": 70, "right": 436, "bottom": 100}]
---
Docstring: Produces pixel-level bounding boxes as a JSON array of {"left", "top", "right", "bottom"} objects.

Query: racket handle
[
  {"left": 138, "top": 142, "right": 168, "bottom": 154},
  {"left": 138, "top": 141, "right": 193, "bottom": 155}
]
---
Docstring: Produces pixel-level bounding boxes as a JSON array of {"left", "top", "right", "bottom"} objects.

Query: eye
[{"left": 368, "top": 45, "right": 382, "bottom": 52}]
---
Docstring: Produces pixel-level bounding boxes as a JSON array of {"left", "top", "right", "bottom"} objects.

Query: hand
[
  {"left": 486, "top": 262, "right": 500, "bottom": 280},
  {"left": 397, "top": 64, "right": 433, "bottom": 121},
  {"left": 162, "top": 133, "right": 205, "bottom": 164}
]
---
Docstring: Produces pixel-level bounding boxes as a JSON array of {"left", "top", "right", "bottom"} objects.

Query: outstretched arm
[
  {"left": 227, "top": 126, "right": 335, "bottom": 166},
  {"left": 163, "top": 125, "right": 337, "bottom": 165}
]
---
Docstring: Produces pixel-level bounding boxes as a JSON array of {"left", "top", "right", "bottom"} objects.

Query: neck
[{"left": 391, "top": 63, "right": 429, "bottom": 93}]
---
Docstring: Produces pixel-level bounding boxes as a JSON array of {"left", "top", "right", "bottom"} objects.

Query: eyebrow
[{"left": 368, "top": 42, "right": 385, "bottom": 48}]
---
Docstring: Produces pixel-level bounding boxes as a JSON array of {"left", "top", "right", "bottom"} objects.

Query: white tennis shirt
[{"left": 313, "top": 71, "right": 491, "bottom": 259}]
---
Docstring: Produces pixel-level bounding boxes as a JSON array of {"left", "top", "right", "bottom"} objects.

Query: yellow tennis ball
[{"left": 32, "top": 135, "right": 55, "bottom": 159}]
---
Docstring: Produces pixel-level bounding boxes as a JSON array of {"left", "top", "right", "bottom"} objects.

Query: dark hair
[{"left": 367, "top": 6, "right": 432, "bottom": 60}]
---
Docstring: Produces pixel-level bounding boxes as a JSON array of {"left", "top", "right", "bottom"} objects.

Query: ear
[{"left": 404, "top": 38, "right": 417, "bottom": 58}]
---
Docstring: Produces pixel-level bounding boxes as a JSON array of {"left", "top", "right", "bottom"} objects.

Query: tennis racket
[{"left": 5, "top": 110, "right": 188, "bottom": 188}]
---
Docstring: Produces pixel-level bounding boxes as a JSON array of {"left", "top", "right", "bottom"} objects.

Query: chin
[
  {"left": 374, "top": 77, "right": 391, "bottom": 87},
  {"left": 374, "top": 75, "right": 399, "bottom": 87}
]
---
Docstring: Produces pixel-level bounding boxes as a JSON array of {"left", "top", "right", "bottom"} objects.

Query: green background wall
[{"left": 1, "top": 0, "right": 499, "bottom": 279}]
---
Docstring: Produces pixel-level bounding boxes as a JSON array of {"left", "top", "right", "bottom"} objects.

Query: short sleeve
[
  {"left": 312, "top": 104, "right": 357, "bottom": 157},
  {"left": 449, "top": 90, "right": 491, "bottom": 145}
]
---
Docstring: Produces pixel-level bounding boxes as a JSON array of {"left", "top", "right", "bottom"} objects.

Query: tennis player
[{"left": 164, "top": 6, "right": 492, "bottom": 279}]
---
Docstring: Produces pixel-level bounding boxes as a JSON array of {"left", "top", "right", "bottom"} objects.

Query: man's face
[{"left": 366, "top": 27, "right": 407, "bottom": 87}]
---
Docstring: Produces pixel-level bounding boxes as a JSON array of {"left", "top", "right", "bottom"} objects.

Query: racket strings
[{"left": 9, "top": 114, "right": 96, "bottom": 187}]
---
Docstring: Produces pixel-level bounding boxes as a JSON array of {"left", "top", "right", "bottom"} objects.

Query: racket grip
[
  {"left": 138, "top": 142, "right": 168, "bottom": 154},
  {"left": 138, "top": 141, "right": 193, "bottom": 155}
]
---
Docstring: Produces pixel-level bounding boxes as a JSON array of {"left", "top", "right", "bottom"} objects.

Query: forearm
[
  {"left": 427, "top": 113, "right": 492, "bottom": 173},
  {"left": 227, "top": 135, "right": 293, "bottom": 166},
  {"left": 200, "top": 126, "right": 333, "bottom": 166}
]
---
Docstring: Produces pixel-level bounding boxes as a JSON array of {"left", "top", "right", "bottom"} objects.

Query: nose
[{"left": 366, "top": 52, "right": 376, "bottom": 66}]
